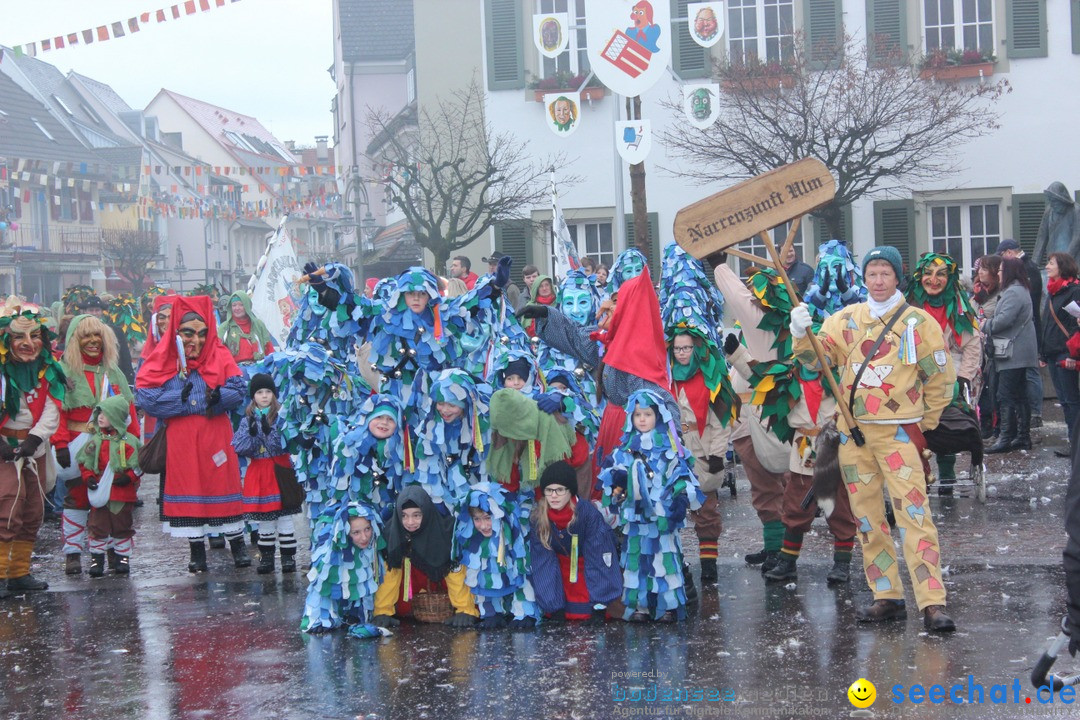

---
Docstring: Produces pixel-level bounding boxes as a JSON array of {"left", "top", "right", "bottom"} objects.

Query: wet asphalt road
[{"left": 1, "top": 412, "right": 1077, "bottom": 720}]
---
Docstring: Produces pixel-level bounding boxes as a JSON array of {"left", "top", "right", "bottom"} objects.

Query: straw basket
[{"left": 412, "top": 591, "right": 453, "bottom": 623}]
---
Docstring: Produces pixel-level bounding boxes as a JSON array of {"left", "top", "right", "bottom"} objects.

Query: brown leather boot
[
  {"left": 923, "top": 605, "right": 956, "bottom": 632},
  {"left": 65, "top": 553, "right": 82, "bottom": 575},
  {"left": 855, "top": 598, "right": 907, "bottom": 623}
]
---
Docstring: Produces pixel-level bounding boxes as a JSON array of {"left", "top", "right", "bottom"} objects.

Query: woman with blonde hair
[
  {"left": 528, "top": 460, "right": 621, "bottom": 623},
  {"left": 54, "top": 314, "right": 138, "bottom": 575}
]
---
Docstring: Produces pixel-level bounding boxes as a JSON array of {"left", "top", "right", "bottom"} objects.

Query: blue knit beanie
[{"left": 861, "top": 246, "right": 903, "bottom": 280}]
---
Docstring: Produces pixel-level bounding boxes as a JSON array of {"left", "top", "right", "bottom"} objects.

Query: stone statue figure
[{"left": 1033, "top": 182, "right": 1080, "bottom": 266}]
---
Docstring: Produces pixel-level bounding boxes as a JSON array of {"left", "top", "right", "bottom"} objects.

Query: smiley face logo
[{"left": 848, "top": 678, "right": 876, "bottom": 709}]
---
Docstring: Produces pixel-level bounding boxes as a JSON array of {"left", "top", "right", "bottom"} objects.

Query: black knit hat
[
  {"left": 539, "top": 460, "right": 578, "bottom": 497},
  {"left": 248, "top": 373, "right": 277, "bottom": 398},
  {"left": 502, "top": 357, "right": 531, "bottom": 381}
]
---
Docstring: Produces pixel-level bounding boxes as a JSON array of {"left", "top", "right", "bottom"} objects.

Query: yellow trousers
[
  {"left": 373, "top": 564, "right": 478, "bottom": 618},
  {"left": 839, "top": 422, "right": 946, "bottom": 610}
]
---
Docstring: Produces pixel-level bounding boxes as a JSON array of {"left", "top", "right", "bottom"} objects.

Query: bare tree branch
[
  {"left": 101, "top": 228, "right": 160, "bottom": 295},
  {"left": 659, "top": 35, "right": 1011, "bottom": 237},
  {"left": 368, "top": 80, "right": 581, "bottom": 269}
]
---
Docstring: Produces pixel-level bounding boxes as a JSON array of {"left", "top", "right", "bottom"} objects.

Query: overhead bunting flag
[
  {"left": 246, "top": 216, "right": 302, "bottom": 344},
  {"left": 550, "top": 171, "right": 581, "bottom": 280},
  {"left": 533, "top": 13, "right": 570, "bottom": 58},
  {"left": 615, "top": 119, "right": 652, "bottom": 164},
  {"left": 11, "top": 0, "right": 242, "bottom": 56},
  {"left": 545, "top": 92, "right": 581, "bottom": 137},
  {"left": 585, "top": 0, "right": 671, "bottom": 97},
  {"left": 687, "top": 2, "right": 724, "bottom": 48},
  {"left": 683, "top": 83, "right": 721, "bottom": 129}
]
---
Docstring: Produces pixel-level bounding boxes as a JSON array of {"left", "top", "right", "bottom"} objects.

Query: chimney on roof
[
  {"left": 284, "top": 140, "right": 296, "bottom": 152},
  {"left": 315, "top": 136, "right": 328, "bottom": 161}
]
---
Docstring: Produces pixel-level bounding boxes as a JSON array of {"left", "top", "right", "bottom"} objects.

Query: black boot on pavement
[
  {"left": 88, "top": 553, "right": 106, "bottom": 578},
  {"left": 763, "top": 555, "right": 797, "bottom": 583},
  {"left": 759, "top": 551, "right": 781, "bottom": 574},
  {"left": 699, "top": 558, "right": 718, "bottom": 585},
  {"left": 229, "top": 536, "right": 252, "bottom": 568},
  {"left": 986, "top": 407, "right": 1016, "bottom": 454},
  {"left": 188, "top": 541, "right": 208, "bottom": 573},
  {"left": 682, "top": 563, "right": 698, "bottom": 603},
  {"left": 280, "top": 547, "right": 297, "bottom": 573},
  {"left": 257, "top": 545, "right": 276, "bottom": 575}
]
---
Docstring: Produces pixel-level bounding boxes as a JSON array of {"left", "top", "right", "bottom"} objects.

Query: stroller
[{"left": 923, "top": 403, "right": 987, "bottom": 502}]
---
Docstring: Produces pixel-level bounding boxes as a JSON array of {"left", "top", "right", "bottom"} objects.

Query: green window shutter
[
  {"left": 485, "top": 0, "right": 525, "bottom": 90},
  {"left": 494, "top": 219, "right": 534, "bottom": 284},
  {"left": 671, "top": 0, "right": 709, "bottom": 78},
  {"left": 1072, "top": 0, "right": 1080, "bottom": 54},
  {"left": 1007, "top": 0, "right": 1047, "bottom": 59},
  {"left": 624, "top": 212, "right": 661, "bottom": 279},
  {"left": 805, "top": 0, "right": 843, "bottom": 70},
  {"left": 865, "top": 0, "right": 908, "bottom": 65},
  {"left": 812, "top": 205, "right": 853, "bottom": 248},
  {"left": 1011, "top": 193, "right": 1046, "bottom": 255},
  {"left": 873, "top": 199, "right": 915, "bottom": 272}
]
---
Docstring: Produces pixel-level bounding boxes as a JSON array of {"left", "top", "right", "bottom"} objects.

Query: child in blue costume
[
  {"left": 454, "top": 482, "right": 538, "bottom": 629},
  {"left": 600, "top": 390, "right": 704, "bottom": 622},
  {"left": 301, "top": 501, "right": 390, "bottom": 638},
  {"left": 411, "top": 368, "right": 491, "bottom": 514},
  {"left": 275, "top": 341, "right": 371, "bottom": 527},
  {"left": 330, "top": 394, "right": 408, "bottom": 521}
]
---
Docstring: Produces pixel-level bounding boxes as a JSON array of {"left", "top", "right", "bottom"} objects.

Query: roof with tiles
[
  {"left": 154, "top": 89, "right": 299, "bottom": 164},
  {"left": 0, "top": 68, "right": 106, "bottom": 167},
  {"left": 340, "top": 0, "right": 414, "bottom": 63},
  {"left": 68, "top": 71, "right": 133, "bottom": 115}
]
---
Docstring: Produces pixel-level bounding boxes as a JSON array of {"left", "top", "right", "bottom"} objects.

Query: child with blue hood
[
  {"left": 454, "top": 482, "right": 538, "bottom": 628},
  {"left": 411, "top": 369, "right": 490, "bottom": 514},
  {"left": 600, "top": 390, "right": 704, "bottom": 622},
  {"left": 302, "top": 501, "right": 390, "bottom": 638},
  {"left": 330, "top": 394, "right": 408, "bottom": 519}
]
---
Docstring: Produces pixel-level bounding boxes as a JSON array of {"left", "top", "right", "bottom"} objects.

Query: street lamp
[
  {"left": 175, "top": 246, "right": 187, "bottom": 293},
  {"left": 335, "top": 170, "right": 379, "bottom": 284}
]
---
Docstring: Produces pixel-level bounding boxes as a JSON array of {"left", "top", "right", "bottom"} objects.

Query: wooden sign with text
[{"left": 673, "top": 158, "right": 835, "bottom": 258}]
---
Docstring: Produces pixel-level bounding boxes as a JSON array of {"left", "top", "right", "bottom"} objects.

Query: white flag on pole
[
  {"left": 551, "top": 172, "right": 580, "bottom": 281},
  {"left": 246, "top": 216, "right": 302, "bottom": 344}
]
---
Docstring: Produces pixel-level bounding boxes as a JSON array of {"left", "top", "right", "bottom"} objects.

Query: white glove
[{"left": 789, "top": 304, "right": 813, "bottom": 338}]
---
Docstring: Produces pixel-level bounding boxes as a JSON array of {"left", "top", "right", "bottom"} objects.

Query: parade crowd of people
[{"left": 0, "top": 235, "right": 1075, "bottom": 641}]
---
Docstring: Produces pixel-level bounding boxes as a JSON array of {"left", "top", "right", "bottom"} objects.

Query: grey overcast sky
[{"left": 2, "top": 0, "right": 335, "bottom": 146}]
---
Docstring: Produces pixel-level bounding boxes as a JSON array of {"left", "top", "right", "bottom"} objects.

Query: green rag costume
[
  {"left": 61, "top": 315, "right": 134, "bottom": 411},
  {"left": 75, "top": 395, "right": 141, "bottom": 475},
  {"left": 487, "top": 388, "right": 575, "bottom": 489},
  {"left": 220, "top": 291, "right": 274, "bottom": 361}
]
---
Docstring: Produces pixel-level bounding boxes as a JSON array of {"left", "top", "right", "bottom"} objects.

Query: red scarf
[
  {"left": 535, "top": 293, "right": 557, "bottom": 306},
  {"left": 590, "top": 267, "right": 669, "bottom": 388},
  {"left": 136, "top": 295, "right": 240, "bottom": 389},
  {"left": 672, "top": 371, "right": 709, "bottom": 436},
  {"left": 921, "top": 303, "right": 960, "bottom": 344},
  {"left": 548, "top": 501, "right": 575, "bottom": 531},
  {"left": 1049, "top": 276, "right": 1079, "bottom": 296}
]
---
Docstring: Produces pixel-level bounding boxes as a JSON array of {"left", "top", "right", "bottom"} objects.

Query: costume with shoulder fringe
[
  {"left": 454, "top": 482, "right": 538, "bottom": 622},
  {"left": 105, "top": 294, "right": 147, "bottom": 345},
  {"left": 272, "top": 342, "right": 371, "bottom": 525},
  {"left": 599, "top": 390, "right": 703, "bottom": 621},
  {"left": 220, "top": 290, "right": 276, "bottom": 364},
  {"left": 660, "top": 243, "right": 738, "bottom": 429},
  {"left": 285, "top": 263, "right": 370, "bottom": 363},
  {"left": 607, "top": 248, "right": 649, "bottom": 297},
  {"left": 411, "top": 369, "right": 490, "bottom": 513},
  {"left": 301, "top": 501, "right": 390, "bottom": 638}
]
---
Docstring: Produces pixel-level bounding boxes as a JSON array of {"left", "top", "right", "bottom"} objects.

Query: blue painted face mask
[
  {"left": 560, "top": 288, "right": 593, "bottom": 326},
  {"left": 621, "top": 256, "right": 644, "bottom": 281}
]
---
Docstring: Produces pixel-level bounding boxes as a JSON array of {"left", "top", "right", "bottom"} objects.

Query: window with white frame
[
  {"left": 550, "top": 220, "right": 614, "bottom": 275},
  {"left": 923, "top": 0, "right": 994, "bottom": 53},
  {"left": 727, "top": 0, "right": 795, "bottom": 65},
  {"left": 538, "top": 0, "right": 589, "bottom": 78},
  {"left": 928, "top": 202, "right": 1000, "bottom": 273},
  {"left": 734, "top": 220, "right": 803, "bottom": 278}
]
